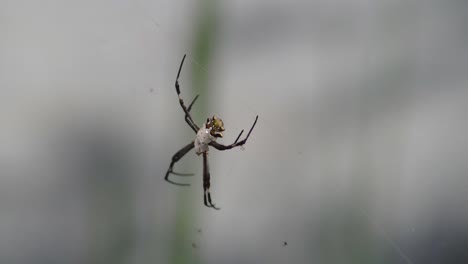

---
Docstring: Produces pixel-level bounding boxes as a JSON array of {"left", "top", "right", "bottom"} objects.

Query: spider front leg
[
  {"left": 175, "top": 54, "right": 200, "bottom": 133},
  {"left": 203, "top": 152, "right": 220, "bottom": 210},
  {"left": 165, "top": 141, "right": 195, "bottom": 186},
  {"left": 210, "top": 115, "right": 259, "bottom": 151}
]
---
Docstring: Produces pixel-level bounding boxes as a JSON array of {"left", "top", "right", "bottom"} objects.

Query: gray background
[{"left": 1, "top": 0, "right": 467, "bottom": 263}]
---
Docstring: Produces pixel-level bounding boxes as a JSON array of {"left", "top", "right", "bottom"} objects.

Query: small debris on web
[
  {"left": 192, "top": 242, "right": 198, "bottom": 249},
  {"left": 283, "top": 241, "right": 288, "bottom": 247}
]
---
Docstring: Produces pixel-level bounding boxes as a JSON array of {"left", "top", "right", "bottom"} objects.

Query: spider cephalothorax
[
  {"left": 206, "top": 115, "right": 225, "bottom": 138},
  {"left": 164, "top": 54, "right": 258, "bottom": 210}
]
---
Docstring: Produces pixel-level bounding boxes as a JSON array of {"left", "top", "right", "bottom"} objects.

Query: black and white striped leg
[
  {"left": 203, "top": 152, "right": 220, "bottom": 210},
  {"left": 175, "top": 54, "right": 200, "bottom": 133},
  {"left": 210, "top": 115, "right": 259, "bottom": 151},
  {"left": 165, "top": 141, "right": 195, "bottom": 186}
]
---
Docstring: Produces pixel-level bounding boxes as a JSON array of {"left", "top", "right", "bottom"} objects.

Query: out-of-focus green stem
[{"left": 169, "top": 1, "right": 218, "bottom": 264}]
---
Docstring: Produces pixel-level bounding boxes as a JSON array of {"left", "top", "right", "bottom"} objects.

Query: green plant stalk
[{"left": 169, "top": 0, "right": 219, "bottom": 264}]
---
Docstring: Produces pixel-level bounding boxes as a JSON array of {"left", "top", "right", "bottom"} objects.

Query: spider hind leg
[
  {"left": 203, "top": 152, "right": 220, "bottom": 210},
  {"left": 164, "top": 141, "right": 195, "bottom": 186}
]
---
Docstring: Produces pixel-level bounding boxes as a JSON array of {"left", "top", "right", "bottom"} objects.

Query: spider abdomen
[{"left": 194, "top": 124, "right": 216, "bottom": 155}]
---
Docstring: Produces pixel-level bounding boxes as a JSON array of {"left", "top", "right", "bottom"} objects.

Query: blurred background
[{"left": 1, "top": 0, "right": 467, "bottom": 263}]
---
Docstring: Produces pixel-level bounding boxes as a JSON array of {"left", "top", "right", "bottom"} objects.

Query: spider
[{"left": 164, "top": 54, "right": 258, "bottom": 210}]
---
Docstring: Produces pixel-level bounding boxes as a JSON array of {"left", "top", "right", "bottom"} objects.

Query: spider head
[{"left": 206, "top": 115, "right": 225, "bottom": 138}]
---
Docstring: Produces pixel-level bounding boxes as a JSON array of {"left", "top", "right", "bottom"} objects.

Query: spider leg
[
  {"left": 203, "top": 152, "right": 220, "bottom": 210},
  {"left": 187, "top": 94, "right": 199, "bottom": 112},
  {"left": 175, "top": 54, "right": 200, "bottom": 133},
  {"left": 165, "top": 141, "right": 195, "bottom": 186},
  {"left": 184, "top": 94, "right": 199, "bottom": 130},
  {"left": 210, "top": 115, "right": 258, "bottom": 151},
  {"left": 233, "top": 129, "right": 244, "bottom": 144}
]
